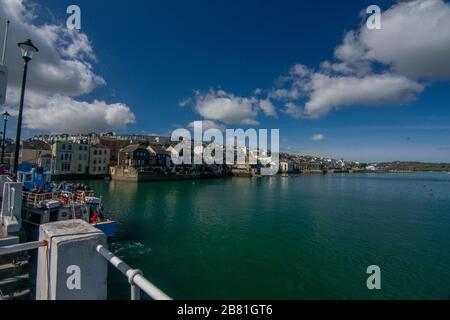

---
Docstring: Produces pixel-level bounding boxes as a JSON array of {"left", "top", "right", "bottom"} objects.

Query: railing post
[
  {"left": 96, "top": 245, "right": 172, "bottom": 300},
  {"left": 128, "top": 268, "right": 143, "bottom": 300},
  {"left": 36, "top": 220, "right": 108, "bottom": 300},
  {"left": 131, "top": 285, "right": 141, "bottom": 300}
]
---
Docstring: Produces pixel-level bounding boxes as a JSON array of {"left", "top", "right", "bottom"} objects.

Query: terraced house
[
  {"left": 89, "top": 144, "right": 110, "bottom": 176},
  {"left": 52, "top": 141, "right": 89, "bottom": 176},
  {"left": 51, "top": 142, "right": 110, "bottom": 178},
  {"left": 117, "top": 145, "right": 151, "bottom": 168}
]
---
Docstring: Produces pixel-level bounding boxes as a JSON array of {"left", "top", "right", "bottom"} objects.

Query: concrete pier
[{"left": 36, "top": 220, "right": 108, "bottom": 300}]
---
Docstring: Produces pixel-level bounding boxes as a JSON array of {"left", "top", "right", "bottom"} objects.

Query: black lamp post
[
  {"left": 13, "top": 39, "right": 38, "bottom": 178},
  {"left": 1, "top": 111, "right": 9, "bottom": 164}
]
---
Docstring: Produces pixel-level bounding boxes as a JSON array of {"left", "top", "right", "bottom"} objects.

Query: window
[
  {"left": 93, "top": 166, "right": 96, "bottom": 172},
  {"left": 64, "top": 154, "right": 69, "bottom": 161},
  {"left": 84, "top": 146, "right": 88, "bottom": 151},
  {"left": 78, "top": 164, "right": 82, "bottom": 172},
  {"left": 79, "top": 154, "right": 82, "bottom": 160},
  {"left": 60, "top": 154, "right": 64, "bottom": 160},
  {"left": 62, "top": 144, "right": 66, "bottom": 150},
  {"left": 79, "top": 146, "right": 82, "bottom": 150},
  {"left": 68, "top": 144, "right": 72, "bottom": 151},
  {"left": 62, "top": 163, "right": 71, "bottom": 171},
  {"left": 93, "top": 159, "right": 97, "bottom": 165},
  {"left": 94, "top": 149, "right": 98, "bottom": 155}
]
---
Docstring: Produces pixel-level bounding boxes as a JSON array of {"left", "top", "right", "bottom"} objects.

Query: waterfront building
[
  {"left": 21, "top": 141, "right": 52, "bottom": 166},
  {"left": 147, "top": 145, "right": 172, "bottom": 170},
  {"left": 52, "top": 141, "right": 85, "bottom": 176},
  {"left": 2, "top": 140, "right": 51, "bottom": 167},
  {"left": 50, "top": 141, "right": 111, "bottom": 178},
  {"left": 279, "top": 160, "right": 294, "bottom": 173},
  {"left": 231, "top": 164, "right": 260, "bottom": 177},
  {"left": 32, "top": 133, "right": 98, "bottom": 145},
  {"left": 148, "top": 136, "right": 172, "bottom": 144},
  {"left": 97, "top": 136, "right": 131, "bottom": 166},
  {"left": 37, "top": 154, "right": 53, "bottom": 171},
  {"left": 166, "top": 144, "right": 179, "bottom": 161},
  {"left": 117, "top": 144, "right": 151, "bottom": 167},
  {"left": 294, "top": 162, "right": 309, "bottom": 172},
  {"left": 89, "top": 144, "right": 110, "bottom": 176}
]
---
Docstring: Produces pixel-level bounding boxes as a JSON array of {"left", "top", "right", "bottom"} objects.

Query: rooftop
[
  {"left": 119, "top": 144, "right": 146, "bottom": 153},
  {"left": 4, "top": 140, "right": 51, "bottom": 153},
  {"left": 148, "top": 144, "right": 170, "bottom": 155}
]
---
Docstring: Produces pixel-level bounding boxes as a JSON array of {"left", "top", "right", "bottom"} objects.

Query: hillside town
[{"left": 0, "top": 132, "right": 386, "bottom": 181}]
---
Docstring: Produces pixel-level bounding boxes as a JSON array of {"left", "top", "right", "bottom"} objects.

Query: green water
[{"left": 81, "top": 172, "right": 450, "bottom": 299}]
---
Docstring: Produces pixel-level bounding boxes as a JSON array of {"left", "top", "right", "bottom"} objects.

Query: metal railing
[
  {"left": 0, "top": 240, "right": 47, "bottom": 255},
  {"left": 96, "top": 244, "right": 172, "bottom": 301},
  {"left": 22, "top": 191, "right": 60, "bottom": 207},
  {"left": 0, "top": 240, "right": 170, "bottom": 300}
]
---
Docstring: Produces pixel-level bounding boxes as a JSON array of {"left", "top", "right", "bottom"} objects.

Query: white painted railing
[
  {"left": 96, "top": 244, "right": 172, "bottom": 301},
  {"left": 0, "top": 240, "right": 171, "bottom": 301}
]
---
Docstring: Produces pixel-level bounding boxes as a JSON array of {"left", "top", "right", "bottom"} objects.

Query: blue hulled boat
[{"left": 18, "top": 167, "right": 117, "bottom": 240}]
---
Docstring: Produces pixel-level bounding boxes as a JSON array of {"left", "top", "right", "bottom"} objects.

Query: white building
[
  {"left": 52, "top": 142, "right": 89, "bottom": 175},
  {"left": 51, "top": 142, "right": 109, "bottom": 176},
  {"left": 279, "top": 160, "right": 294, "bottom": 173}
]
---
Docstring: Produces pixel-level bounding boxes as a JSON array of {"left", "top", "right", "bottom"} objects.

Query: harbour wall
[{"left": 111, "top": 166, "right": 223, "bottom": 182}]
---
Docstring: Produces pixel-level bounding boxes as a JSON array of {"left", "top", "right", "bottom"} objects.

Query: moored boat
[
  {"left": 85, "top": 196, "right": 117, "bottom": 237},
  {"left": 17, "top": 168, "right": 117, "bottom": 240}
]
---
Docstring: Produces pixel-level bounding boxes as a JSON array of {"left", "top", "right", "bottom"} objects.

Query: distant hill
[{"left": 377, "top": 162, "right": 450, "bottom": 172}]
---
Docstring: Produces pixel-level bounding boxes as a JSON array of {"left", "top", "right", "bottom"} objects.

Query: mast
[{"left": 1, "top": 20, "right": 10, "bottom": 66}]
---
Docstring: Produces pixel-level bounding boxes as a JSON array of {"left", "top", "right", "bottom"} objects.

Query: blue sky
[{"left": 2, "top": 0, "right": 450, "bottom": 162}]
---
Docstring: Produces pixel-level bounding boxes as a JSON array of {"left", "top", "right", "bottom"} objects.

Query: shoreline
[{"left": 66, "top": 170, "right": 450, "bottom": 183}]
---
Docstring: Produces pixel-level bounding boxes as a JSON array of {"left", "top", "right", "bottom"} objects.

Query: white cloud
[
  {"left": 259, "top": 99, "right": 277, "bottom": 117},
  {"left": 359, "top": 0, "right": 450, "bottom": 80},
  {"left": 283, "top": 102, "right": 302, "bottom": 119},
  {"left": 277, "top": 68, "right": 424, "bottom": 119},
  {"left": 6, "top": 89, "right": 135, "bottom": 133},
  {"left": 187, "top": 120, "right": 225, "bottom": 131},
  {"left": 178, "top": 97, "right": 192, "bottom": 108},
  {"left": 269, "top": 0, "right": 449, "bottom": 119},
  {"left": 181, "top": 90, "right": 278, "bottom": 125},
  {"left": 253, "top": 88, "right": 263, "bottom": 95},
  {"left": 329, "top": 0, "right": 450, "bottom": 80},
  {"left": 311, "top": 134, "right": 326, "bottom": 142},
  {"left": 191, "top": 89, "right": 260, "bottom": 125},
  {"left": 1, "top": 0, "right": 135, "bottom": 132},
  {"left": 302, "top": 72, "right": 424, "bottom": 118}
]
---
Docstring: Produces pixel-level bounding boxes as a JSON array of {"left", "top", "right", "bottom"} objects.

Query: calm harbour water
[{"left": 80, "top": 172, "right": 450, "bottom": 300}]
